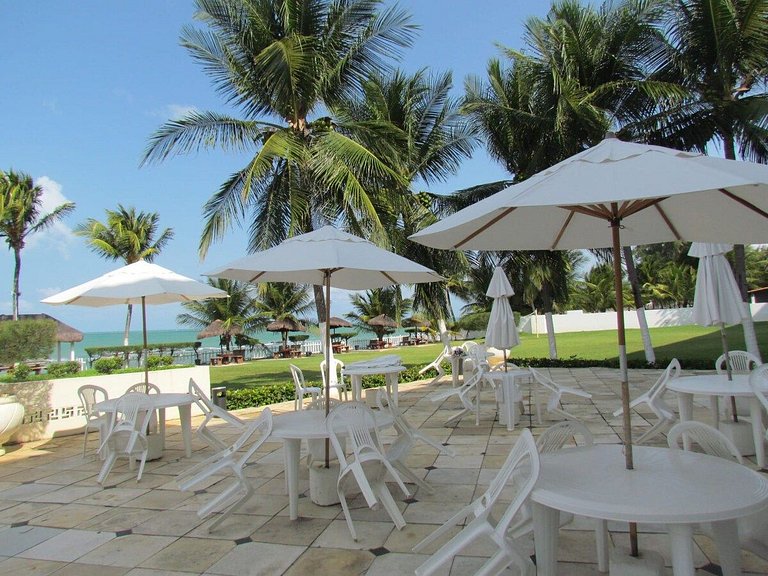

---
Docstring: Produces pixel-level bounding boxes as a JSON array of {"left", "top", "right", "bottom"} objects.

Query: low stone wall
[{"left": 7, "top": 365, "right": 209, "bottom": 443}]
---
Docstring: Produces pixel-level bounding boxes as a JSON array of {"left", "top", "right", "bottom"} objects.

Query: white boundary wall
[
  {"left": 519, "top": 303, "right": 768, "bottom": 334},
  {"left": 8, "top": 365, "right": 209, "bottom": 442}
]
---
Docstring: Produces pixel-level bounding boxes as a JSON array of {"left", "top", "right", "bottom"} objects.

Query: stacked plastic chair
[
  {"left": 290, "top": 364, "right": 322, "bottom": 410},
  {"left": 97, "top": 392, "right": 154, "bottom": 484},
  {"left": 188, "top": 378, "right": 246, "bottom": 451},
  {"left": 77, "top": 384, "right": 109, "bottom": 457},
  {"left": 528, "top": 367, "right": 593, "bottom": 424},
  {"left": 320, "top": 357, "right": 348, "bottom": 400}
]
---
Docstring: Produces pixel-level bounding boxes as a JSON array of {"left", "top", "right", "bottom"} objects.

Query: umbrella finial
[{"left": 604, "top": 131, "right": 617, "bottom": 140}]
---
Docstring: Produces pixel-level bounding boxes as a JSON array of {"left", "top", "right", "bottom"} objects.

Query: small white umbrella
[
  {"left": 206, "top": 226, "right": 443, "bottom": 466},
  {"left": 689, "top": 242, "right": 747, "bottom": 419},
  {"left": 42, "top": 260, "right": 228, "bottom": 383},
  {"left": 485, "top": 266, "right": 520, "bottom": 372}
]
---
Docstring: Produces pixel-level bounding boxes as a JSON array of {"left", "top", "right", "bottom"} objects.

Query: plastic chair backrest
[
  {"left": 125, "top": 382, "right": 161, "bottom": 394},
  {"left": 231, "top": 408, "right": 273, "bottom": 465},
  {"left": 78, "top": 385, "right": 108, "bottom": 419},
  {"left": 111, "top": 392, "right": 154, "bottom": 440},
  {"left": 716, "top": 351, "right": 760, "bottom": 375},
  {"left": 306, "top": 396, "right": 342, "bottom": 411},
  {"left": 667, "top": 421, "right": 743, "bottom": 463},
  {"left": 320, "top": 358, "right": 344, "bottom": 387},
  {"left": 749, "top": 363, "right": 768, "bottom": 415},
  {"left": 377, "top": 388, "right": 414, "bottom": 439},
  {"left": 189, "top": 379, "right": 215, "bottom": 415},
  {"left": 648, "top": 358, "right": 681, "bottom": 402},
  {"left": 438, "top": 319, "right": 452, "bottom": 348},
  {"left": 290, "top": 364, "right": 306, "bottom": 391},
  {"left": 326, "top": 402, "right": 382, "bottom": 468},
  {"left": 528, "top": 367, "right": 557, "bottom": 394},
  {"left": 536, "top": 420, "right": 594, "bottom": 453}
]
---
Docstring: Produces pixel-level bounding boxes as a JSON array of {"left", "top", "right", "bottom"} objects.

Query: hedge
[{"left": 226, "top": 383, "right": 295, "bottom": 410}]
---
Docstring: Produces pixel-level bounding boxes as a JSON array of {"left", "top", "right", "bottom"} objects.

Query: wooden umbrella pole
[
  {"left": 324, "top": 270, "right": 332, "bottom": 469},
  {"left": 142, "top": 296, "right": 149, "bottom": 386},
  {"left": 720, "top": 324, "right": 738, "bottom": 421}
]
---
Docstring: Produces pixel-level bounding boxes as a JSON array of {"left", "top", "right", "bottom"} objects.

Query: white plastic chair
[
  {"left": 125, "top": 382, "right": 161, "bottom": 394},
  {"left": 125, "top": 382, "right": 162, "bottom": 435},
  {"left": 528, "top": 367, "right": 593, "bottom": 424},
  {"left": 326, "top": 402, "right": 410, "bottom": 541},
  {"left": 320, "top": 357, "right": 348, "bottom": 401},
  {"left": 716, "top": 350, "right": 761, "bottom": 417},
  {"left": 188, "top": 378, "right": 246, "bottom": 451},
  {"left": 376, "top": 389, "right": 455, "bottom": 493},
  {"left": 97, "top": 392, "right": 154, "bottom": 484},
  {"left": 536, "top": 420, "right": 594, "bottom": 454},
  {"left": 77, "top": 385, "right": 109, "bottom": 457},
  {"left": 176, "top": 407, "right": 273, "bottom": 532},
  {"left": 290, "top": 364, "right": 321, "bottom": 410},
  {"left": 667, "top": 421, "right": 743, "bottom": 463},
  {"left": 612, "top": 358, "right": 681, "bottom": 444},
  {"left": 418, "top": 319, "right": 454, "bottom": 384},
  {"left": 430, "top": 361, "right": 488, "bottom": 426},
  {"left": 413, "top": 429, "right": 539, "bottom": 576}
]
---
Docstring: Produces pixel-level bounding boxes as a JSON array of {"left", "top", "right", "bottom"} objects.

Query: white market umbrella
[
  {"left": 485, "top": 266, "right": 520, "bottom": 372},
  {"left": 689, "top": 242, "right": 747, "bottom": 419},
  {"left": 206, "top": 226, "right": 443, "bottom": 463},
  {"left": 42, "top": 260, "right": 228, "bottom": 383}
]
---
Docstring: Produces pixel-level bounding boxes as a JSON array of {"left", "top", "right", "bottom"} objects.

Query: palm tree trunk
[
  {"left": 123, "top": 304, "right": 133, "bottom": 346},
  {"left": 313, "top": 284, "right": 327, "bottom": 326},
  {"left": 623, "top": 246, "right": 655, "bottom": 364},
  {"left": 12, "top": 248, "right": 21, "bottom": 320},
  {"left": 541, "top": 284, "right": 558, "bottom": 359}
]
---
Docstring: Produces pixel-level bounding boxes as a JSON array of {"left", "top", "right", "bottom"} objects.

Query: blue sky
[{"left": 0, "top": 0, "right": 551, "bottom": 333}]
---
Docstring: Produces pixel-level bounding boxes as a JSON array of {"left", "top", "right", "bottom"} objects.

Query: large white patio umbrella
[
  {"left": 42, "top": 260, "right": 228, "bottom": 383},
  {"left": 206, "top": 226, "right": 443, "bottom": 445},
  {"left": 485, "top": 266, "right": 520, "bottom": 372},
  {"left": 411, "top": 135, "right": 768, "bottom": 468},
  {"left": 689, "top": 242, "right": 748, "bottom": 418}
]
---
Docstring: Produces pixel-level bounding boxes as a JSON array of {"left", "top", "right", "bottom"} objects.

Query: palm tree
[
  {"left": 177, "top": 278, "right": 264, "bottom": 350},
  {"left": 142, "top": 0, "right": 417, "bottom": 324},
  {"left": 75, "top": 205, "right": 174, "bottom": 345},
  {"left": 253, "top": 282, "right": 315, "bottom": 347},
  {"left": 0, "top": 170, "right": 76, "bottom": 320},
  {"left": 463, "top": 0, "right": 674, "bottom": 362},
  {"left": 643, "top": 0, "right": 768, "bottom": 359},
  {"left": 345, "top": 287, "right": 411, "bottom": 339}
]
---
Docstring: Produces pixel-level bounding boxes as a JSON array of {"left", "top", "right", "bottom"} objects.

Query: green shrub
[
  {"left": 0, "top": 319, "right": 56, "bottom": 365},
  {"left": 226, "top": 383, "right": 295, "bottom": 410},
  {"left": 93, "top": 357, "right": 124, "bottom": 374},
  {"left": 147, "top": 355, "right": 174, "bottom": 369},
  {"left": 9, "top": 363, "right": 31, "bottom": 382},
  {"left": 46, "top": 361, "right": 81, "bottom": 377}
]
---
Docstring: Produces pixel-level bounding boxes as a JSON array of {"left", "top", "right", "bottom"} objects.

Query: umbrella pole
[
  {"left": 142, "top": 296, "right": 149, "bottom": 385},
  {"left": 612, "top": 215, "right": 638, "bottom": 557},
  {"left": 324, "top": 270, "right": 332, "bottom": 469},
  {"left": 720, "top": 324, "right": 738, "bottom": 422}
]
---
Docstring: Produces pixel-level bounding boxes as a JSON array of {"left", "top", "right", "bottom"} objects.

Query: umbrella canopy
[
  {"left": 266, "top": 318, "right": 306, "bottom": 349},
  {"left": 207, "top": 226, "right": 442, "bottom": 466},
  {"left": 42, "top": 260, "right": 228, "bottom": 382},
  {"left": 328, "top": 316, "right": 352, "bottom": 329},
  {"left": 411, "top": 134, "right": 768, "bottom": 472},
  {"left": 367, "top": 314, "right": 398, "bottom": 328},
  {"left": 485, "top": 267, "right": 520, "bottom": 367}
]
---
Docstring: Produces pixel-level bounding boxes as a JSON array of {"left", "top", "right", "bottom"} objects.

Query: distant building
[{"left": 748, "top": 287, "right": 768, "bottom": 304}]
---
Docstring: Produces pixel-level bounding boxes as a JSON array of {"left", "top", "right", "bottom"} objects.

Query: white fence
[{"left": 519, "top": 303, "right": 768, "bottom": 334}]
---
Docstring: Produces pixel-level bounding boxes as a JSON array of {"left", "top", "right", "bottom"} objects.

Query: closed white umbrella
[
  {"left": 689, "top": 242, "right": 747, "bottom": 419},
  {"left": 485, "top": 266, "right": 520, "bottom": 372},
  {"left": 42, "top": 260, "right": 228, "bottom": 383},
  {"left": 206, "top": 226, "right": 443, "bottom": 465}
]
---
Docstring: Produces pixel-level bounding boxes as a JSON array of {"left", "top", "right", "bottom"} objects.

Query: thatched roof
[
  {"left": 403, "top": 317, "right": 431, "bottom": 328},
  {"left": 266, "top": 318, "right": 306, "bottom": 332},
  {"left": 196, "top": 319, "right": 243, "bottom": 339},
  {"left": 328, "top": 316, "right": 352, "bottom": 328},
  {"left": 367, "top": 314, "right": 397, "bottom": 328},
  {"left": 0, "top": 313, "right": 83, "bottom": 342}
]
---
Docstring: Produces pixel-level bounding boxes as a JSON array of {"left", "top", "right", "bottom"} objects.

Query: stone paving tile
[
  {"left": 0, "top": 556, "right": 67, "bottom": 576},
  {"left": 139, "top": 537, "right": 234, "bottom": 573},
  {"left": 205, "top": 541, "right": 305, "bottom": 575},
  {"left": 78, "top": 534, "right": 178, "bottom": 568},
  {"left": 132, "top": 510, "right": 206, "bottom": 537},
  {"left": 281, "top": 546, "right": 373, "bottom": 576},
  {"left": 28, "top": 504, "right": 110, "bottom": 529},
  {"left": 18, "top": 529, "right": 115, "bottom": 562},
  {"left": 27, "top": 485, "right": 102, "bottom": 504},
  {"left": 50, "top": 562, "right": 130, "bottom": 576},
  {"left": 0, "top": 526, "right": 64, "bottom": 556}
]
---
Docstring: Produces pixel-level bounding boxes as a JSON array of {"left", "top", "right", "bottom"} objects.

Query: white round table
[
  {"left": 271, "top": 410, "right": 393, "bottom": 520},
  {"left": 95, "top": 393, "right": 195, "bottom": 459},
  {"left": 531, "top": 444, "right": 768, "bottom": 576},
  {"left": 342, "top": 359, "right": 406, "bottom": 405},
  {"left": 667, "top": 374, "right": 767, "bottom": 468}
]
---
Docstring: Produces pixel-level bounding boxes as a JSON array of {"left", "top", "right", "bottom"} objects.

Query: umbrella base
[
  {"left": 309, "top": 462, "right": 341, "bottom": 506},
  {"left": 610, "top": 546, "right": 664, "bottom": 576}
]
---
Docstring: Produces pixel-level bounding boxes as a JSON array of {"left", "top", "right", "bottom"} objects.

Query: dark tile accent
[
  {"left": 10, "top": 521, "right": 28, "bottom": 528},
  {"left": 194, "top": 489, "right": 207, "bottom": 495},
  {"left": 234, "top": 537, "right": 252, "bottom": 545},
  {"left": 115, "top": 529, "right": 132, "bottom": 537},
  {"left": 403, "top": 497, "right": 418, "bottom": 504},
  {"left": 699, "top": 562, "right": 722, "bottom": 575},
  {"left": 369, "top": 547, "right": 389, "bottom": 556},
  {"left": 425, "top": 466, "right": 437, "bottom": 471}
]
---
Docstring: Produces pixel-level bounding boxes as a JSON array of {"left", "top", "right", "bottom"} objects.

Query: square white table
[
  {"left": 667, "top": 374, "right": 767, "bottom": 468},
  {"left": 532, "top": 444, "right": 768, "bottom": 576},
  {"left": 342, "top": 358, "right": 406, "bottom": 405}
]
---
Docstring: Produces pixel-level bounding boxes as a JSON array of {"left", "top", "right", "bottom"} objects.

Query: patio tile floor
[{"left": 1, "top": 367, "right": 767, "bottom": 575}]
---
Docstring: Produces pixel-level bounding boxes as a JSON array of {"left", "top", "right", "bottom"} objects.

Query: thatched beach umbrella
[
  {"left": 266, "top": 318, "right": 306, "bottom": 349},
  {"left": 196, "top": 319, "right": 243, "bottom": 351},
  {"left": 367, "top": 314, "right": 397, "bottom": 341},
  {"left": 403, "top": 317, "right": 431, "bottom": 341}
]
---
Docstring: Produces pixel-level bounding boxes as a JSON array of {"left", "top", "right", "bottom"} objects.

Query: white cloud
[
  {"left": 25, "top": 176, "right": 78, "bottom": 257},
  {"left": 166, "top": 104, "right": 198, "bottom": 120}
]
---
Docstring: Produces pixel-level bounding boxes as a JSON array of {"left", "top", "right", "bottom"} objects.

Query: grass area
[{"left": 210, "top": 322, "right": 766, "bottom": 389}]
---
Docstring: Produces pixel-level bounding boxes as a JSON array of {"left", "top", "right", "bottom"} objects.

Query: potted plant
[{"left": 0, "top": 318, "right": 56, "bottom": 454}]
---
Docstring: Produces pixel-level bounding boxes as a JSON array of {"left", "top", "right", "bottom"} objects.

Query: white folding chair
[
  {"left": 716, "top": 350, "right": 761, "bottom": 417},
  {"left": 613, "top": 358, "right": 681, "bottom": 444},
  {"left": 536, "top": 420, "right": 594, "bottom": 453},
  {"left": 528, "top": 367, "right": 593, "bottom": 424},
  {"left": 413, "top": 429, "right": 539, "bottom": 576},
  {"left": 188, "top": 378, "right": 246, "bottom": 451},
  {"left": 290, "top": 364, "right": 321, "bottom": 410},
  {"left": 177, "top": 407, "right": 273, "bottom": 532},
  {"left": 77, "top": 384, "right": 109, "bottom": 457},
  {"left": 377, "top": 389, "right": 455, "bottom": 493},
  {"left": 97, "top": 392, "right": 154, "bottom": 484},
  {"left": 667, "top": 421, "right": 742, "bottom": 463},
  {"left": 430, "top": 361, "right": 488, "bottom": 426},
  {"left": 125, "top": 381, "right": 162, "bottom": 435},
  {"left": 125, "top": 382, "right": 161, "bottom": 394},
  {"left": 320, "top": 357, "right": 348, "bottom": 401},
  {"left": 326, "top": 402, "right": 410, "bottom": 541},
  {"left": 418, "top": 319, "right": 454, "bottom": 384}
]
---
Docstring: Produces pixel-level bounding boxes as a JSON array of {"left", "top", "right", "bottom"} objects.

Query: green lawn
[{"left": 210, "top": 323, "right": 766, "bottom": 390}]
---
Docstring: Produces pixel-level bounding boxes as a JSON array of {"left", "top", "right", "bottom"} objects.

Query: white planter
[
  {"left": 0, "top": 395, "right": 25, "bottom": 455},
  {"left": 309, "top": 461, "right": 341, "bottom": 506},
  {"left": 364, "top": 387, "right": 382, "bottom": 408},
  {"left": 719, "top": 420, "right": 755, "bottom": 456}
]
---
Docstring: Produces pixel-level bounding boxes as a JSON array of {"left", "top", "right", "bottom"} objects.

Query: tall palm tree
[
  {"left": 345, "top": 287, "right": 411, "bottom": 339},
  {"left": 463, "top": 0, "right": 674, "bottom": 362},
  {"left": 177, "top": 277, "right": 264, "bottom": 350},
  {"left": 644, "top": 0, "right": 768, "bottom": 359},
  {"left": 142, "top": 0, "right": 417, "bottom": 323},
  {"left": 253, "top": 282, "right": 315, "bottom": 346},
  {"left": 75, "top": 205, "right": 174, "bottom": 345},
  {"left": 0, "top": 170, "right": 75, "bottom": 320}
]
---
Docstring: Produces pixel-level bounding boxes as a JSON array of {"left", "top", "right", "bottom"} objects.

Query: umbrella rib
[
  {"left": 719, "top": 188, "right": 768, "bottom": 220},
  {"left": 455, "top": 207, "right": 516, "bottom": 249},
  {"left": 381, "top": 271, "right": 397, "bottom": 284},
  {"left": 551, "top": 210, "right": 575, "bottom": 249},
  {"left": 561, "top": 204, "right": 612, "bottom": 219},
  {"left": 653, "top": 203, "right": 682, "bottom": 240}
]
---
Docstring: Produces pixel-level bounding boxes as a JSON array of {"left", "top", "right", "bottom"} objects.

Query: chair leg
[
  {"left": 337, "top": 485, "right": 358, "bottom": 541},
  {"left": 636, "top": 417, "right": 673, "bottom": 444},
  {"left": 392, "top": 460, "right": 434, "bottom": 493},
  {"left": 372, "top": 478, "right": 406, "bottom": 530},
  {"left": 82, "top": 427, "right": 89, "bottom": 458},
  {"left": 98, "top": 451, "right": 118, "bottom": 484},
  {"left": 208, "top": 480, "right": 252, "bottom": 532}
]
